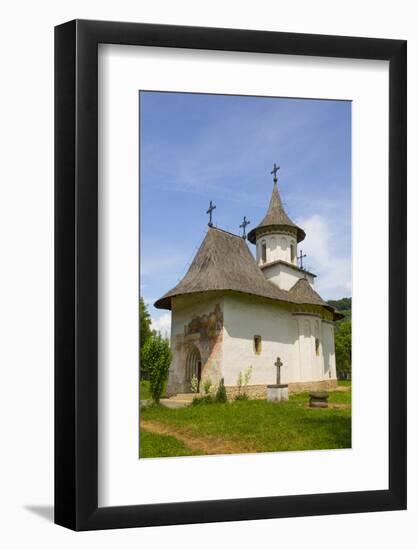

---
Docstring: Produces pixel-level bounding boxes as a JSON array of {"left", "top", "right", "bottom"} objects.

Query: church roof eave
[
  {"left": 154, "top": 287, "right": 342, "bottom": 321},
  {"left": 247, "top": 224, "right": 305, "bottom": 244},
  {"left": 259, "top": 258, "right": 316, "bottom": 278}
]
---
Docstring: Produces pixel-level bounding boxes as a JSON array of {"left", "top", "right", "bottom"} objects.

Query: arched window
[
  {"left": 261, "top": 241, "right": 267, "bottom": 263},
  {"left": 315, "top": 338, "right": 320, "bottom": 356},
  {"left": 253, "top": 335, "right": 262, "bottom": 354},
  {"left": 291, "top": 243, "right": 296, "bottom": 263}
]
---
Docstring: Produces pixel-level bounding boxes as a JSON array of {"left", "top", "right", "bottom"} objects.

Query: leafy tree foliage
[
  {"left": 140, "top": 297, "right": 154, "bottom": 379},
  {"left": 141, "top": 334, "right": 172, "bottom": 403},
  {"left": 334, "top": 318, "right": 351, "bottom": 374},
  {"left": 327, "top": 298, "right": 352, "bottom": 377},
  {"left": 328, "top": 297, "right": 351, "bottom": 314},
  {"left": 140, "top": 297, "right": 153, "bottom": 348}
]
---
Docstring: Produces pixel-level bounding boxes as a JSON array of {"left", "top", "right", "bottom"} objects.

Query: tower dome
[
  {"left": 248, "top": 166, "right": 306, "bottom": 273},
  {"left": 247, "top": 176, "right": 305, "bottom": 245}
]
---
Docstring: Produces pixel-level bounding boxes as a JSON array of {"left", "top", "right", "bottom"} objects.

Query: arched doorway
[{"left": 185, "top": 346, "right": 202, "bottom": 392}]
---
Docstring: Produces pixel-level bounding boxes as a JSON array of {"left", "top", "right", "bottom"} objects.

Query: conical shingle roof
[
  {"left": 288, "top": 277, "right": 328, "bottom": 307},
  {"left": 247, "top": 181, "right": 305, "bottom": 244}
]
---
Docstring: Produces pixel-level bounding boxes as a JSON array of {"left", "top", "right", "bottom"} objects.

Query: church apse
[{"left": 167, "top": 302, "right": 224, "bottom": 394}]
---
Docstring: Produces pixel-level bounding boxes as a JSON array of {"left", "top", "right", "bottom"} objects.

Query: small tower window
[
  {"left": 291, "top": 243, "right": 296, "bottom": 263},
  {"left": 315, "top": 338, "right": 320, "bottom": 356},
  {"left": 254, "top": 335, "right": 262, "bottom": 354},
  {"left": 261, "top": 242, "right": 267, "bottom": 263}
]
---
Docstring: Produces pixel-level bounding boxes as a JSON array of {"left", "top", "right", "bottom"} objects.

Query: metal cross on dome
[
  {"left": 239, "top": 215, "right": 251, "bottom": 239},
  {"left": 297, "top": 249, "right": 307, "bottom": 270},
  {"left": 270, "top": 162, "right": 280, "bottom": 182},
  {"left": 206, "top": 200, "right": 216, "bottom": 227}
]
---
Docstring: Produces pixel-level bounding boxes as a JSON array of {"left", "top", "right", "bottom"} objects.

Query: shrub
[
  {"left": 236, "top": 371, "right": 243, "bottom": 393},
  {"left": 141, "top": 333, "right": 172, "bottom": 403},
  {"left": 234, "top": 393, "right": 249, "bottom": 402},
  {"left": 190, "top": 374, "right": 199, "bottom": 394},
  {"left": 215, "top": 378, "right": 227, "bottom": 403},
  {"left": 243, "top": 365, "right": 253, "bottom": 386},
  {"left": 192, "top": 395, "right": 213, "bottom": 406},
  {"left": 202, "top": 377, "right": 213, "bottom": 395},
  {"left": 236, "top": 366, "right": 253, "bottom": 398}
]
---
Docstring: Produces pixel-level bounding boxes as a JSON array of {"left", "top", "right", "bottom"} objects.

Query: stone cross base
[{"left": 267, "top": 384, "right": 289, "bottom": 402}]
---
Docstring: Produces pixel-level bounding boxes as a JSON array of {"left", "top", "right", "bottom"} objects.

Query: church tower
[{"left": 247, "top": 164, "right": 315, "bottom": 291}]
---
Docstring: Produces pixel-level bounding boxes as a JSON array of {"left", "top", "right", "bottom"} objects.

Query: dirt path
[{"left": 141, "top": 419, "right": 255, "bottom": 455}]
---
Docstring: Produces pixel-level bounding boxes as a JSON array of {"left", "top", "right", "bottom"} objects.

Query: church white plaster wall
[
  {"left": 262, "top": 261, "right": 315, "bottom": 290},
  {"left": 167, "top": 292, "right": 337, "bottom": 395},
  {"left": 322, "top": 321, "right": 337, "bottom": 379},
  {"left": 293, "top": 313, "right": 336, "bottom": 382},
  {"left": 222, "top": 293, "right": 298, "bottom": 386}
]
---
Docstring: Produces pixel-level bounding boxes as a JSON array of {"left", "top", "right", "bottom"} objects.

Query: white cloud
[
  {"left": 296, "top": 214, "right": 351, "bottom": 300},
  {"left": 151, "top": 313, "right": 171, "bottom": 339}
]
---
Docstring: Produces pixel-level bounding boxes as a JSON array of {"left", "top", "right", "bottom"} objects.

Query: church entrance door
[{"left": 185, "top": 346, "right": 202, "bottom": 392}]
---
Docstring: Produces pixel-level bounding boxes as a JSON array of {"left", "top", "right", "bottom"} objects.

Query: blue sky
[{"left": 140, "top": 91, "right": 351, "bottom": 335}]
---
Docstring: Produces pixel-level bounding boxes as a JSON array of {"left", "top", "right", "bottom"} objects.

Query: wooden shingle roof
[
  {"left": 247, "top": 181, "right": 305, "bottom": 244},
  {"left": 154, "top": 227, "right": 341, "bottom": 320}
]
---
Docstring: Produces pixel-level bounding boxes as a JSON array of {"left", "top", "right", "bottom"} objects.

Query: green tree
[
  {"left": 334, "top": 318, "right": 351, "bottom": 376},
  {"left": 327, "top": 298, "right": 352, "bottom": 377},
  {"left": 141, "top": 334, "right": 172, "bottom": 403},
  {"left": 140, "top": 297, "right": 154, "bottom": 379},
  {"left": 328, "top": 297, "right": 351, "bottom": 317}
]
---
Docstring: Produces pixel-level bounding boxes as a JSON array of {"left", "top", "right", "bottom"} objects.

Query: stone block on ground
[
  {"left": 267, "top": 384, "right": 289, "bottom": 402},
  {"left": 309, "top": 391, "right": 329, "bottom": 408}
]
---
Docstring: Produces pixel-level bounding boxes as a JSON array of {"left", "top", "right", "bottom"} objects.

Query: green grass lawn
[
  {"left": 290, "top": 388, "right": 351, "bottom": 405},
  {"left": 140, "top": 430, "right": 203, "bottom": 458},
  {"left": 140, "top": 384, "right": 351, "bottom": 456},
  {"left": 337, "top": 379, "right": 352, "bottom": 387}
]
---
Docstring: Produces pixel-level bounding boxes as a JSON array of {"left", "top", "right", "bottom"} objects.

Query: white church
[{"left": 154, "top": 167, "right": 342, "bottom": 398}]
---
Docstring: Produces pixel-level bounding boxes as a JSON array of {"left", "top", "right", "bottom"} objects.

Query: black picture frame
[{"left": 55, "top": 19, "right": 407, "bottom": 531}]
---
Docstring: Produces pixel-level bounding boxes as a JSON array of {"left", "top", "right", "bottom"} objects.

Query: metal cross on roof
[
  {"left": 270, "top": 162, "right": 280, "bottom": 182},
  {"left": 297, "top": 249, "right": 307, "bottom": 270},
  {"left": 274, "top": 357, "right": 283, "bottom": 385},
  {"left": 239, "top": 215, "right": 251, "bottom": 239},
  {"left": 206, "top": 200, "right": 216, "bottom": 227}
]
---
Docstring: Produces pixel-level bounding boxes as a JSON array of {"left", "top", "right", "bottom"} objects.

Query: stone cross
[
  {"left": 270, "top": 162, "right": 280, "bottom": 182},
  {"left": 274, "top": 357, "right": 283, "bottom": 385},
  {"left": 297, "top": 249, "right": 307, "bottom": 270},
  {"left": 239, "top": 215, "right": 251, "bottom": 239},
  {"left": 206, "top": 200, "right": 216, "bottom": 227}
]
